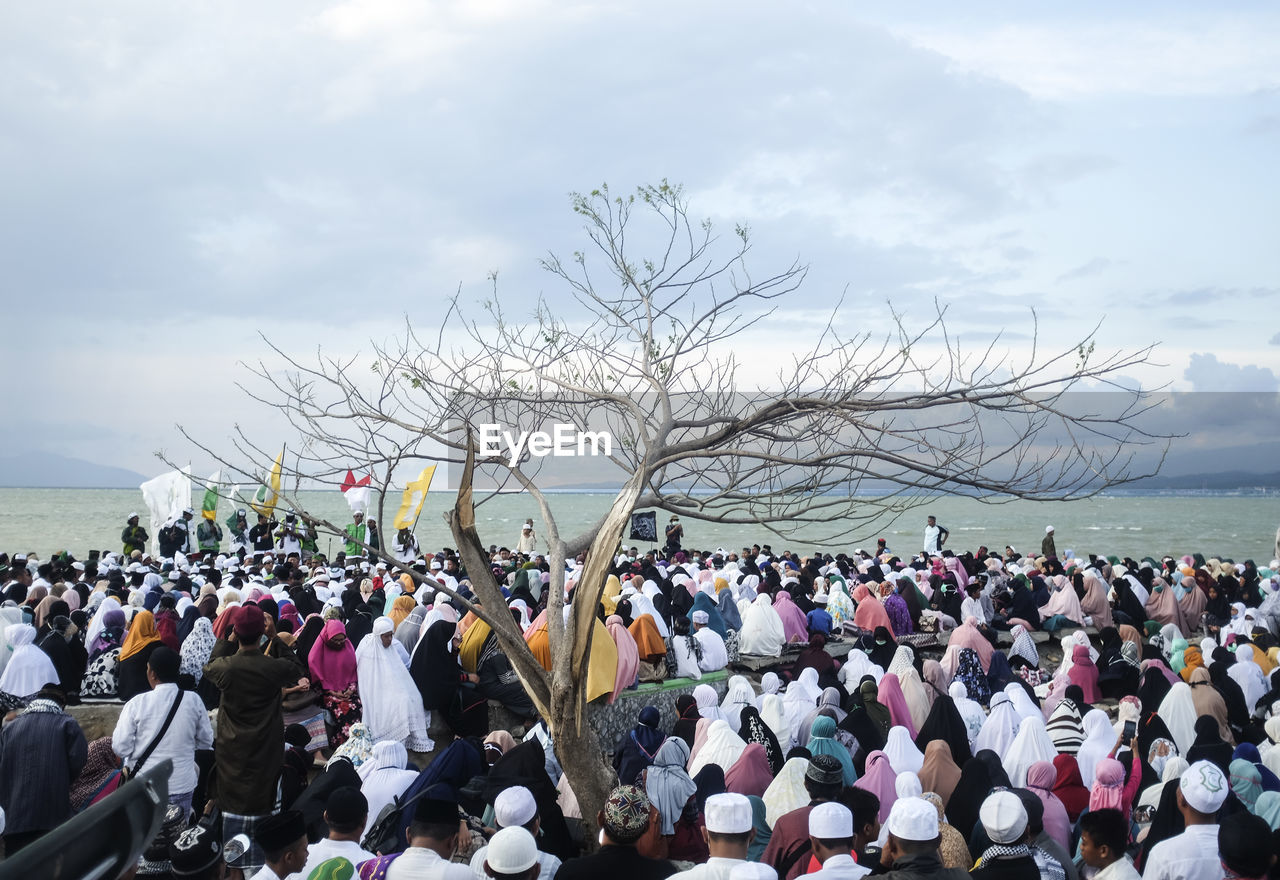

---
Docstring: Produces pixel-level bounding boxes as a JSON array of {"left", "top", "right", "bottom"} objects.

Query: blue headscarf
[
  {"left": 806, "top": 716, "right": 857, "bottom": 786},
  {"left": 688, "top": 591, "right": 727, "bottom": 638}
]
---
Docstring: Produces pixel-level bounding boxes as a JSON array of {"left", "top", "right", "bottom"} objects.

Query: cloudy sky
[{"left": 4, "top": 0, "right": 1278, "bottom": 479}]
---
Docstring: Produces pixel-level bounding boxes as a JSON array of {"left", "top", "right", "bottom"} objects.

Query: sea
[{"left": 1, "top": 488, "right": 1278, "bottom": 564}]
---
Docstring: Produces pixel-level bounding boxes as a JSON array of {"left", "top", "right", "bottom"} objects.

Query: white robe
[
  {"left": 693, "top": 627, "right": 728, "bottom": 672},
  {"left": 688, "top": 719, "right": 747, "bottom": 778},
  {"left": 737, "top": 595, "right": 786, "bottom": 657},
  {"left": 0, "top": 623, "right": 58, "bottom": 698},
  {"left": 1076, "top": 707, "right": 1120, "bottom": 787},
  {"left": 355, "top": 618, "right": 433, "bottom": 752},
  {"left": 1003, "top": 716, "right": 1058, "bottom": 787}
]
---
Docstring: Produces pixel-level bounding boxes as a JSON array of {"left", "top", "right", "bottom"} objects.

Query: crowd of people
[{"left": 1, "top": 510, "right": 1280, "bottom": 880}]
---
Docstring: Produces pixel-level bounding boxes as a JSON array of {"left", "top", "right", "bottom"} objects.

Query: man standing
[
  {"left": 366, "top": 517, "right": 381, "bottom": 562},
  {"left": 226, "top": 509, "right": 250, "bottom": 553},
  {"left": 196, "top": 515, "right": 223, "bottom": 558},
  {"left": 1141, "top": 761, "right": 1229, "bottom": 880},
  {"left": 112, "top": 647, "right": 213, "bottom": 816},
  {"left": 517, "top": 520, "right": 537, "bottom": 554},
  {"left": 122, "top": 513, "right": 149, "bottom": 556},
  {"left": 1041, "top": 527, "right": 1057, "bottom": 560},
  {"left": 275, "top": 513, "right": 303, "bottom": 557},
  {"left": 0, "top": 684, "right": 88, "bottom": 854},
  {"left": 203, "top": 605, "right": 308, "bottom": 876},
  {"left": 922, "top": 516, "right": 948, "bottom": 555},
  {"left": 344, "top": 511, "right": 368, "bottom": 557},
  {"left": 174, "top": 507, "right": 197, "bottom": 556},
  {"left": 249, "top": 514, "right": 276, "bottom": 553},
  {"left": 664, "top": 516, "right": 684, "bottom": 555}
]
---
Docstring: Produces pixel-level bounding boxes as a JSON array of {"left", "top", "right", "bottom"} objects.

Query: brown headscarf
[
  {"left": 917, "top": 739, "right": 962, "bottom": 807},
  {"left": 1188, "top": 666, "right": 1233, "bottom": 745}
]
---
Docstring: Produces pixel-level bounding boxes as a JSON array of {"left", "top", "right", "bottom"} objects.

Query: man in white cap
[
  {"left": 878, "top": 797, "right": 966, "bottom": 880},
  {"left": 122, "top": 513, "right": 148, "bottom": 557},
  {"left": 669, "top": 793, "right": 754, "bottom": 880},
  {"left": 469, "top": 786, "right": 561, "bottom": 880},
  {"left": 1142, "top": 760, "right": 1229, "bottom": 880},
  {"left": 970, "top": 791, "right": 1037, "bottom": 880},
  {"left": 691, "top": 610, "right": 727, "bottom": 673},
  {"left": 806, "top": 802, "right": 868, "bottom": 879},
  {"left": 1041, "top": 526, "right": 1056, "bottom": 560},
  {"left": 516, "top": 520, "right": 536, "bottom": 555},
  {"left": 482, "top": 827, "right": 541, "bottom": 880}
]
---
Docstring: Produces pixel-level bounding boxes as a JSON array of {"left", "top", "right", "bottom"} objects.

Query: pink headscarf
[
  {"left": 523, "top": 608, "right": 547, "bottom": 641},
  {"left": 877, "top": 673, "right": 918, "bottom": 738},
  {"left": 607, "top": 614, "right": 639, "bottom": 704},
  {"left": 1039, "top": 577, "right": 1085, "bottom": 625},
  {"left": 1026, "top": 760, "right": 1072, "bottom": 851},
  {"left": 854, "top": 750, "right": 898, "bottom": 822},
  {"left": 1145, "top": 583, "right": 1189, "bottom": 634},
  {"left": 1066, "top": 644, "right": 1102, "bottom": 702},
  {"left": 308, "top": 619, "right": 358, "bottom": 691},
  {"left": 852, "top": 587, "right": 893, "bottom": 632},
  {"left": 1079, "top": 573, "right": 1113, "bottom": 629},
  {"left": 772, "top": 592, "right": 809, "bottom": 644},
  {"left": 1088, "top": 758, "right": 1126, "bottom": 812},
  {"left": 941, "top": 618, "right": 994, "bottom": 677},
  {"left": 725, "top": 744, "right": 774, "bottom": 798}
]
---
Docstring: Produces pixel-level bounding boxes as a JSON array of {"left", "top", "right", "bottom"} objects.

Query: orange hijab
[
  {"left": 120, "top": 610, "right": 161, "bottom": 662},
  {"left": 628, "top": 615, "right": 667, "bottom": 661},
  {"left": 389, "top": 595, "right": 416, "bottom": 629}
]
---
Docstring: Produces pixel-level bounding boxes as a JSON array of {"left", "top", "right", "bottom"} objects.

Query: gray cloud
[
  {"left": 1057, "top": 257, "right": 1112, "bottom": 282},
  {"left": 1184, "top": 353, "right": 1280, "bottom": 392}
]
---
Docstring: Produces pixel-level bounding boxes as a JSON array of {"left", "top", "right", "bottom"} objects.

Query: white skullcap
[
  {"left": 704, "top": 793, "right": 753, "bottom": 834},
  {"left": 808, "top": 802, "right": 853, "bottom": 839},
  {"left": 979, "top": 791, "right": 1027, "bottom": 844},
  {"left": 886, "top": 797, "right": 938, "bottom": 842},
  {"left": 1045, "top": 525, "right": 1054, "bottom": 533},
  {"left": 485, "top": 826, "right": 538, "bottom": 874},
  {"left": 729, "top": 864, "right": 777, "bottom": 880},
  {"left": 692, "top": 610, "right": 710, "bottom": 624},
  {"left": 494, "top": 785, "right": 538, "bottom": 828},
  {"left": 1180, "top": 760, "right": 1229, "bottom": 814}
]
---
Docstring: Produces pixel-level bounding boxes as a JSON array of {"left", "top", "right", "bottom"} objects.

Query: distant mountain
[
  {"left": 1127, "top": 470, "right": 1280, "bottom": 491},
  {"left": 0, "top": 452, "right": 148, "bottom": 488}
]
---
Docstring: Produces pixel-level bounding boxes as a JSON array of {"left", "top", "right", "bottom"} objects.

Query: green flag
[{"left": 202, "top": 470, "right": 221, "bottom": 521}]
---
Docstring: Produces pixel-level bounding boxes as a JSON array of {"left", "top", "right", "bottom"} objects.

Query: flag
[
  {"left": 201, "top": 470, "right": 221, "bottom": 521},
  {"left": 251, "top": 449, "right": 284, "bottom": 518},
  {"left": 140, "top": 468, "right": 192, "bottom": 555},
  {"left": 629, "top": 511, "right": 657, "bottom": 542},
  {"left": 340, "top": 469, "right": 372, "bottom": 514},
  {"left": 393, "top": 465, "right": 436, "bottom": 529}
]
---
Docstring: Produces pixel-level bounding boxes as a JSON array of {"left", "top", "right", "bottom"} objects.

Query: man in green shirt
[
  {"left": 121, "top": 513, "right": 148, "bottom": 556},
  {"left": 344, "top": 511, "right": 367, "bottom": 556}
]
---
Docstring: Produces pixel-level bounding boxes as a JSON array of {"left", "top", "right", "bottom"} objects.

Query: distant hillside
[
  {"left": 0, "top": 452, "right": 148, "bottom": 488},
  {"left": 1128, "top": 470, "right": 1280, "bottom": 491}
]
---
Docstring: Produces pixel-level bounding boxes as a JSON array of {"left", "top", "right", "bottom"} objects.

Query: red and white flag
[{"left": 340, "top": 470, "right": 372, "bottom": 514}]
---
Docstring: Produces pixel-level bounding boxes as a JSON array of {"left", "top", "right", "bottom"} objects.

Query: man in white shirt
[
  {"left": 111, "top": 646, "right": 213, "bottom": 815},
  {"left": 1141, "top": 760, "right": 1229, "bottom": 880},
  {"left": 469, "top": 786, "right": 561, "bottom": 880},
  {"left": 295, "top": 787, "right": 377, "bottom": 876},
  {"left": 921, "top": 516, "right": 947, "bottom": 555},
  {"left": 808, "top": 802, "right": 870, "bottom": 879},
  {"left": 388, "top": 794, "right": 474, "bottom": 880},
  {"left": 249, "top": 809, "right": 310, "bottom": 880},
  {"left": 692, "top": 610, "right": 728, "bottom": 673},
  {"left": 669, "top": 793, "right": 754, "bottom": 880},
  {"left": 960, "top": 583, "right": 989, "bottom": 626},
  {"left": 516, "top": 520, "right": 537, "bottom": 554}
]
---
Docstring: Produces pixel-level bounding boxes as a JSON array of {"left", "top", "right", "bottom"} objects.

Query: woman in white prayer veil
[
  {"left": 755, "top": 671, "right": 781, "bottom": 709},
  {"left": 1003, "top": 683, "right": 1041, "bottom": 724},
  {"left": 1054, "top": 630, "right": 1097, "bottom": 677},
  {"left": 720, "top": 675, "right": 757, "bottom": 732},
  {"left": 883, "top": 726, "right": 925, "bottom": 774},
  {"left": 356, "top": 616, "right": 434, "bottom": 752},
  {"left": 1229, "top": 643, "right": 1269, "bottom": 713},
  {"left": 1075, "top": 708, "right": 1118, "bottom": 787},
  {"left": 949, "top": 681, "right": 987, "bottom": 747},
  {"left": 1156, "top": 681, "right": 1198, "bottom": 757},
  {"left": 687, "top": 719, "right": 748, "bottom": 778},
  {"left": 735, "top": 574, "right": 761, "bottom": 604},
  {"left": 763, "top": 757, "right": 811, "bottom": 826},
  {"left": 358, "top": 740, "right": 418, "bottom": 837},
  {"left": 82, "top": 596, "right": 122, "bottom": 660},
  {"left": 887, "top": 645, "right": 915, "bottom": 679},
  {"left": 693, "top": 683, "right": 726, "bottom": 723},
  {"left": 782, "top": 667, "right": 824, "bottom": 735},
  {"left": 760, "top": 693, "right": 792, "bottom": 751},
  {"left": 1003, "top": 715, "right": 1058, "bottom": 787},
  {"left": 974, "top": 692, "right": 1020, "bottom": 758},
  {"left": 839, "top": 650, "right": 883, "bottom": 693},
  {"left": 0, "top": 607, "right": 23, "bottom": 680},
  {"left": 738, "top": 594, "right": 786, "bottom": 657},
  {"left": 0, "top": 623, "right": 58, "bottom": 699},
  {"left": 629, "top": 590, "right": 669, "bottom": 638}
]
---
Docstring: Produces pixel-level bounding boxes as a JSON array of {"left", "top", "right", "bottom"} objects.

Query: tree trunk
[{"left": 550, "top": 680, "right": 616, "bottom": 852}]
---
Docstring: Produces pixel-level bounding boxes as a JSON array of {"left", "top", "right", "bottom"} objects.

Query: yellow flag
[
  {"left": 251, "top": 449, "right": 284, "bottom": 518},
  {"left": 393, "top": 465, "right": 436, "bottom": 529}
]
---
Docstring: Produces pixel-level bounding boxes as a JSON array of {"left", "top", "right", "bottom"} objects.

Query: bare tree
[{"left": 176, "top": 181, "right": 1168, "bottom": 835}]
